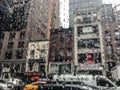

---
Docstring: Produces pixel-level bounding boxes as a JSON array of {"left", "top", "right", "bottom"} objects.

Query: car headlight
[{"left": 2, "top": 85, "right": 8, "bottom": 89}]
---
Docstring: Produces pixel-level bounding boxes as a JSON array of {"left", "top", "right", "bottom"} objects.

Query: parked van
[{"left": 53, "top": 74, "right": 120, "bottom": 90}]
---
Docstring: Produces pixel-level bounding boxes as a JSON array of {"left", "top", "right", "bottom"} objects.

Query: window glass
[
  {"left": 0, "top": 80, "right": 6, "bottom": 83},
  {"left": 60, "top": 36, "right": 64, "bottom": 43},
  {"left": 97, "top": 77, "right": 114, "bottom": 87}
]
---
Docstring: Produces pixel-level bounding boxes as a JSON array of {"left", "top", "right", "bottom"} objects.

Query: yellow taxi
[{"left": 24, "top": 81, "right": 46, "bottom": 90}]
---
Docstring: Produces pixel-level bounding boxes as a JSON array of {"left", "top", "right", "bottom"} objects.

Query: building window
[
  {"left": 82, "top": 26, "right": 94, "bottom": 34},
  {"left": 82, "top": 14, "right": 91, "bottom": 23},
  {"left": 78, "top": 54, "right": 86, "bottom": 63},
  {"left": 116, "top": 44, "right": 120, "bottom": 56},
  {"left": 51, "top": 36, "right": 56, "bottom": 43},
  {"left": 16, "top": 50, "right": 23, "bottom": 59},
  {"left": 30, "top": 50, "right": 35, "bottom": 59},
  {"left": 77, "top": 40, "right": 86, "bottom": 49},
  {"left": 95, "top": 53, "right": 101, "bottom": 63},
  {"left": 20, "top": 31, "right": 26, "bottom": 39},
  {"left": 5, "top": 50, "right": 13, "bottom": 59},
  {"left": 77, "top": 27, "right": 82, "bottom": 35},
  {"left": 39, "top": 65, "right": 45, "bottom": 73},
  {"left": 0, "top": 32, "right": 5, "bottom": 41},
  {"left": 67, "top": 35, "right": 73, "bottom": 43},
  {"left": 94, "top": 43, "right": 100, "bottom": 48},
  {"left": 67, "top": 48, "right": 72, "bottom": 56},
  {"left": 0, "top": 43, "right": 2, "bottom": 49},
  {"left": 9, "top": 33, "right": 16, "bottom": 40},
  {"left": 78, "top": 39, "right": 100, "bottom": 49},
  {"left": 59, "top": 48, "right": 64, "bottom": 56},
  {"left": 60, "top": 36, "right": 64, "bottom": 43},
  {"left": 41, "top": 31, "right": 45, "bottom": 38},
  {"left": 117, "top": 50, "right": 120, "bottom": 56},
  {"left": 41, "top": 49, "right": 45, "bottom": 57},
  {"left": 18, "top": 42, "right": 24, "bottom": 48},
  {"left": 115, "top": 31, "right": 120, "bottom": 40},
  {"left": 106, "top": 45, "right": 112, "bottom": 55},
  {"left": 105, "top": 31, "right": 111, "bottom": 36},
  {"left": 51, "top": 48, "right": 56, "bottom": 57},
  {"left": 51, "top": 57, "right": 55, "bottom": 61},
  {"left": 93, "top": 12, "right": 97, "bottom": 20},
  {"left": 93, "top": 25, "right": 98, "bottom": 33},
  {"left": 7, "top": 42, "right": 14, "bottom": 49}
]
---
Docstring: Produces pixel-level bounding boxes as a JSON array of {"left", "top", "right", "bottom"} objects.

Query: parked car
[
  {"left": 0, "top": 79, "right": 14, "bottom": 90},
  {"left": 53, "top": 74, "right": 120, "bottom": 90},
  {"left": 49, "top": 80, "right": 100, "bottom": 89},
  {"left": 24, "top": 81, "right": 46, "bottom": 90},
  {"left": 64, "top": 84, "right": 100, "bottom": 90},
  {"left": 38, "top": 83, "right": 100, "bottom": 90},
  {"left": 12, "top": 78, "right": 24, "bottom": 90},
  {"left": 55, "top": 80, "right": 86, "bottom": 85},
  {"left": 38, "top": 84, "right": 64, "bottom": 90}
]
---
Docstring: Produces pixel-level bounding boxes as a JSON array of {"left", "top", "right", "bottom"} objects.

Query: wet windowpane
[
  {"left": 9, "top": 33, "right": 16, "bottom": 40},
  {"left": 18, "top": 41, "right": 24, "bottom": 48},
  {"left": 7, "top": 42, "right": 14, "bottom": 49},
  {"left": 30, "top": 50, "right": 35, "bottom": 59},
  {"left": 0, "top": 43, "right": 2, "bottom": 49},
  {"left": 5, "top": 50, "right": 13, "bottom": 59},
  {"left": 20, "top": 31, "right": 26, "bottom": 39},
  {"left": 0, "top": 0, "right": 120, "bottom": 85},
  {"left": 16, "top": 50, "right": 23, "bottom": 59}
]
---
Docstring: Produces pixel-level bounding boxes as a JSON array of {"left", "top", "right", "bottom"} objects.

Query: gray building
[
  {"left": 74, "top": 7, "right": 105, "bottom": 75},
  {"left": 0, "top": 0, "right": 50, "bottom": 73},
  {"left": 101, "top": 4, "right": 115, "bottom": 22},
  {"left": 102, "top": 21, "right": 120, "bottom": 71},
  {"left": 69, "top": 0, "right": 102, "bottom": 27}
]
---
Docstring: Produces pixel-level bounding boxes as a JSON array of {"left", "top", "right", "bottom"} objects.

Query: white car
[
  {"left": 53, "top": 74, "right": 120, "bottom": 90},
  {"left": 0, "top": 79, "right": 14, "bottom": 90}
]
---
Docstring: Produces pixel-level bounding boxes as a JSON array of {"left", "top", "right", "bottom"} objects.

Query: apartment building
[
  {"left": 69, "top": 0, "right": 102, "bottom": 27},
  {"left": 48, "top": 28, "right": 74, "bottom": 74},
  {"left": 0, "top": 0, "right": 52, "bottom": 73},
  {"left": 102, "top": 21, "right": 120, "bottom": 71},
  {"left": 74, "top": 7, "right": 105, "bottom": 75},
  {"left": 101, "top": 4, "right": 115, "bottom": 23},
  {"left": 26, "top": 40, "right": 49, "bottom": 76}
]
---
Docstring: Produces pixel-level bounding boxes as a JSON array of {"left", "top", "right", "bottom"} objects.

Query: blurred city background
[{"left": 0, "top": 0, "right": 120, "bottom": 89}]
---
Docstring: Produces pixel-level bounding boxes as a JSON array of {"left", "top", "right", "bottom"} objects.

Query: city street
[{"left": 0, "top": 0, "right": 120, "bottom": 90}]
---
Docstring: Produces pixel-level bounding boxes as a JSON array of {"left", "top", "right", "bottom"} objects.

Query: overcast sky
[
  {"left": 60, "top": 0, "right": 120, "bottom": 28},
  {"left": 103, "top": 0, "right": 120, "bottom": 6}
]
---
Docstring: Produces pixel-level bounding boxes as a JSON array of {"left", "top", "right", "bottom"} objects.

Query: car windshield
[
  {"left": 72, "top": 81, "right": 85, "bottom": 85},
  {"left": 97, "top": 77, "right": 114, "bottom": 87},
  {"left": 0, "top": 80, "right": 6, "bottom": 83}
]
